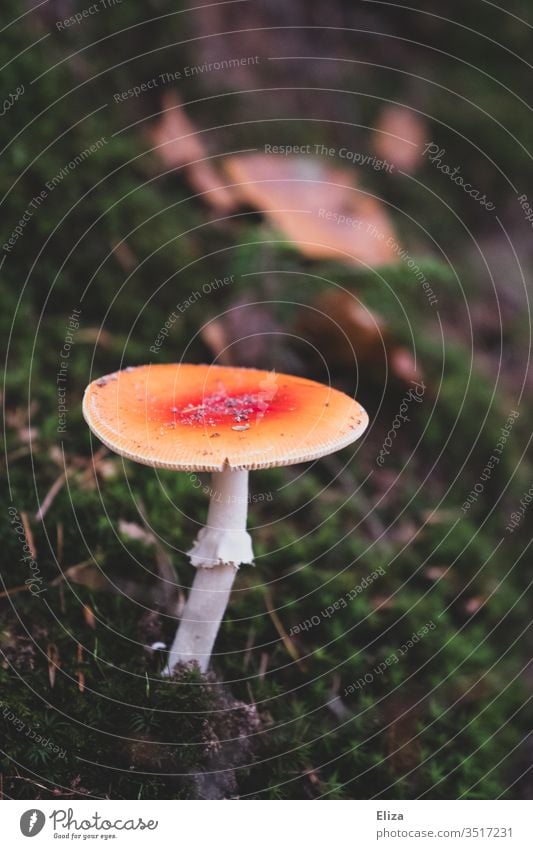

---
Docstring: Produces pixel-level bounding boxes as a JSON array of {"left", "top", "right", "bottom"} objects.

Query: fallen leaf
[
  {"left": 224, "top": 154, "right": 400, "bottom": 267},
  {"left": 47, "top": 643, "right": 60, "bottom": 689},
  {"left": 15, "top": 427, "right": 38, "bottom": 444},
  {"left": 424, "top": 565, "right": 449, "bottom": 581},
  {"left": 76, "top": 327, "right": 115, "bottom": 350},
  {"left": 111, "top": 240, "right": 138, "bottom": 272},
  {"left": 389, "top": 346, "right": 422, "bottom": 383},
  {"left": 0, "top": 583, "right": 33, "bottom": 600},
  {"left": 4, "top": 402, "right": 40, "bottom": 444},
  {"left": 294, "top": 289, "right": 386, "bottom": 368},
  {"left": 146, "top": 92, "right": 235, "bottom": 212},
  {"left": 294, "top": 289, "right": 422, "bottom": 383},
  {"left": 20, "top": 512, "right": 37, "bottom": 560},
  {"left": 76, "top": 642, "right": 85, "bottom": 692},
  {"left": 370, "top": 595, "right": 396, "bottom": 612},
  {"left": 388, "top": 520, "right": 418, "bottom": 545},
  {"left": 373, "top": 105, "right": 426, "bottom": 173},
  {"left": 464, "top": 597, "right": 484, "bottom": 615},
  {"left": 118, "top": 520, "right": 156, "bottom": 546},
  {"left": 422, "top": 508, "right": 458, "bottom": 526},
  {"left": 304, "top": 765, "right": 322, "bottom": 787},
  {"left": 95, "top": 459, "right": 118, "bottom": 480},
  {"left": 201, "top": 318, "right": 232, "bottom": 365},
  {"left": 82, "top": 604, "right": 96, "bottom": 629},
  {"left": 56, "top": 522, "right": 64, "bottom": 566},
  {"left": 53, "top": 560, "right": 110, "bottom": 592}
]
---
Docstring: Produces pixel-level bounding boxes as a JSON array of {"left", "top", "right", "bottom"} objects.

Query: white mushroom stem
[
  {"left": 165, "top": 563, "right": 237, "bottom": 674},
  {"left": 165, "top": 468, "right": 253, "bottom": 674}
]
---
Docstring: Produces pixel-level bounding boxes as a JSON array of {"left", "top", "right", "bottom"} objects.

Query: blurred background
[{"left": 1, "top": 0, "right": 532, "bottom": 800}]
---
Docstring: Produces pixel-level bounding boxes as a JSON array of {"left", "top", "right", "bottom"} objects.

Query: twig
[
  {"left": 56, "top": 522, "right": 64, "bottom": 566},
  {"left": 0, "top": 583, "right": 32, "bottom": 599},
  {"left": 258, "top": 651, "right": 269, "bottom": 679},
  {"left": 50, "top": 559, "right": 94, "bottom": 586},
  {"left": 34, "top": 473, "right": 66, "bottom": 522},
  {"left": 243, "top": 625, "right": 256, "bottom": 670},
  {"left": 263, "top": 588, "right": 301, "bottom": 664},
  {"left": 35, "top": 447, "right": 108, "bottom": 522},
  {"left": 135, "top": 499, "right": 183, "bottom": 616},
  {"left": 20, "top": 511, "right": 37, "bottom": 559}
]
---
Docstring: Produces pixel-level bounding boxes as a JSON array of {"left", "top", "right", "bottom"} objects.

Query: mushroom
[
  {"left": 223, "top": 154, "right": 400, "bottom": 267},
  {"left": 83, "top": 364, "right": 368, "bottom": 674}
]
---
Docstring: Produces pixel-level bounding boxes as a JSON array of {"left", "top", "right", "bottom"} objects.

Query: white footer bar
[{"left": 1, "top": 799, "right": 530, "bottom": 848}]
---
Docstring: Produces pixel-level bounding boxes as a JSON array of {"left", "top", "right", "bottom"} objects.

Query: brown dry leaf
[
  {"left": 294, "top": 290, "right": 422, "bottom": 384},
  {"left": 304, "top": 766, "right": 322, "bottom": 787},
  {"left": 147, "top": 91, "right": 204, "bottom": 164},
  {"left": 20, "top": 512, "right": 37, "bottom": 560},
  {"left": 223, "top": 154, "right": 400, "bottom": 267},
  {"left": 118, "top": 520, "right": 156, "bottom": 546},
  {"left": 370, "top": 595, "right": 396, "bottom": 612},
  {"left": 95, "top": 460, "right": 119, "bottom": 480},
  {"left": 111, "top": 240, "right": 138, "bottom": 272},
  {"left": 389, "top": 346, "right": 422, "bottom": 383},
  {"left": 56, "top": 522, "right": 64, "bottom": 566},
  {"left": 53, "top": 560, "right": 110, "bottom": 592},
  {"left": 422, "top": 508, "right": 458, "bottom": 526},
  {"left": 373, "top": 105, "right": 426, "bottom": 173},
  {"left": 201, "top": 318, "right": 232, "bottom": 365},
  {"left": 47, "top": 643, "right": 60, "bottom": 689},
  {"left": 424, "top": 565, "right": 450, "bottom": 581},
  {"left": 464, "top": 597, "right": 485, "bottom": 615},
  {"left": 0, "top": 583, "right": 33, "bottom": 600},
  {"left": 4, "top": 402, "right": 39, "bottom": 444},
  {"left": 82, "top": 604, "right": 96, "bottom": 629},
  {"left": 76, "top": 327, "right": 114, "bottom": 350},
  {"left": 76, "top": 642, "right": 86, "bottom": 693},
  {"left": 388, "top": 520, "right": 418, "bottom": 545},
  {"left": 295, "top": 289, "right": 386, "bottom": 368},
  {"left": 146, "top": 92, "right": 235, "bottom": 213},
  {"left": 17, "top": 427, "right": 39, "bottom": 444}
]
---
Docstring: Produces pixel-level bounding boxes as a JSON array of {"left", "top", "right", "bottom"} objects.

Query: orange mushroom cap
[
  {"left": 223, "top": 154, "right": 399, "bottom": 267},
  {"left": 83, "top": 364, "right": 368, "bottom": 472}
]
